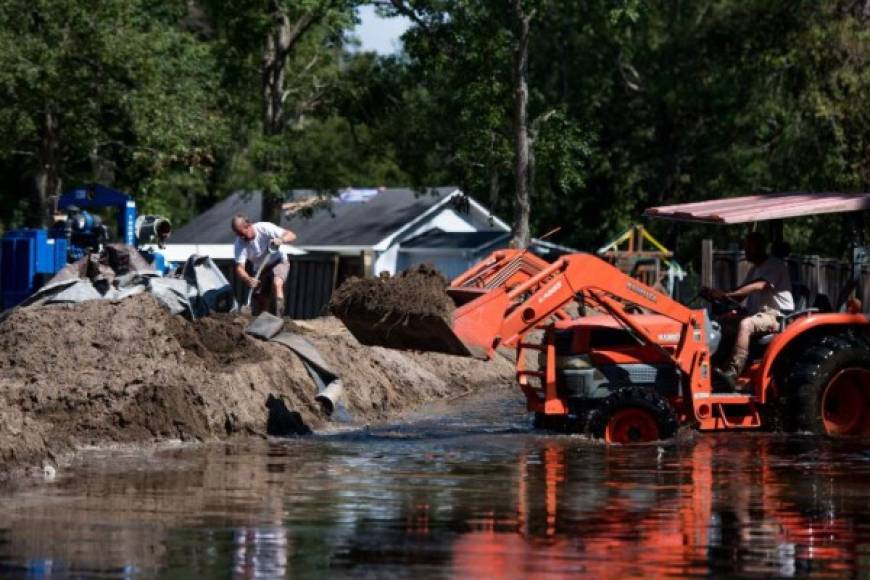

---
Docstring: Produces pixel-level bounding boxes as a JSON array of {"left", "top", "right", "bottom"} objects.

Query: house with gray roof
[{"left": 166, "top": 187, "right": 573, "bottom": 279}]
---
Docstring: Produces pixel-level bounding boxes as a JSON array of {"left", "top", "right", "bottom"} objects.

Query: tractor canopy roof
[{"left": 644, "top": 192, "right": 870, "bottom": 225}]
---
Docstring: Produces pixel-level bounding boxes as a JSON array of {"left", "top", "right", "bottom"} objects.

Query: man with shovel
[{"left": 231, "top": 214, "right": 296, "bottom": 316}]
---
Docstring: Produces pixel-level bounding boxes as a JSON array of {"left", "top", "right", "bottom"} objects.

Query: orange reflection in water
[{"left": 450, "top": 437, "right": 863, "bottom": 578}]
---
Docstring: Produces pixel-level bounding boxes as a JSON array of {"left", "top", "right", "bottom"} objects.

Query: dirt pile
[
  {"left": 328, "top": 264, "right": 474, "bottom": 355},
  {"left": 0, "top": 295, "right": 514, "bottom": 481},
  {"left": 330, "top": 263, "right": 455, "bottom": 321}
]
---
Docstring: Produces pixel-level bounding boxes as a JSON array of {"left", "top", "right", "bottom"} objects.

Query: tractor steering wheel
[{"left": 698, "top": 287, "right": 746, "bottom": 316}]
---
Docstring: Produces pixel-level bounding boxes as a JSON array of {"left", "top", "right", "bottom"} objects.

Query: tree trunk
[
  {"left": 259, "top": 5, "right": 319, "bottom": 224},
  {"left": 488, "top": 164, "right": 500, "bottom": 212},
  {"left": 34, "top": 107, "right": 60, "bottom": 228},
  {"left": 510, "top": 0, "right": 532, "bottom": 248},
  {"left": 260, "top": 9, "right": 290, "bottom": 224},
  {"left": 262, "top": 11, "right": 289, "bottom": 137}
]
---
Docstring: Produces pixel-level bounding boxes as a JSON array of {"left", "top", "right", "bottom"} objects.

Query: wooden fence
[
  {"left": 215, "top": 251, "right": 339, "bottom": 319},
  {"left": 711, "top": 251, "right": 870, "bottom": 312}
]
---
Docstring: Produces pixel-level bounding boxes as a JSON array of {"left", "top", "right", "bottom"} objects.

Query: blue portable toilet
[{"left": 0, "top": 229, "right": 68, "bottom": 309}]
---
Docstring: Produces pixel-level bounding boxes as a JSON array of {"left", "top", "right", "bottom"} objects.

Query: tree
[
  {"left": 557, "top": 0, "right": 870, "bottom": 254},
  {"left": 373, "top": 1, "right": 867, "bottom": 257},
  {"left": 0, "top": 0, "right": 226, "bottom": 227},
  {"left": 382, "top": 0, "right": 591, "bottom": 247},
  {"left": 510, "top": 0, "right": 532, "bottom": 247},
  {"left": 204, "top": 0, "right": 356, "bottom": 223}
]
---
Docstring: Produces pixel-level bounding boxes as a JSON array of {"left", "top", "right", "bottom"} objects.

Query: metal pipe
[{"left": 314, "top": 380, "right": 344, "bottom": 416}]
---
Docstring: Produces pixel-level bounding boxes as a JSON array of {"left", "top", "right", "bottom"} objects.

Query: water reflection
[
  {"left": 234, "top": 526, "right": 289, "bottom": 579},
  {"left": 0, "top": 412, "right": 866, "bottom": 578},
  {"left": 451, "top": 437, "right": 867, "bottom": 578}
]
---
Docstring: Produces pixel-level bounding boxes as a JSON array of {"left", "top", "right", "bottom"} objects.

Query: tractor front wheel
[
  {"left": 782, "top": 335, "right": 870, "bottom": 437},
  {"left": 584, "top": 386, "right": 679, "bottom": 444}
]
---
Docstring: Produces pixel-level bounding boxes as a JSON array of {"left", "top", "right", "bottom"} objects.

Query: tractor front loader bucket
[
  {"left": 338, "top": 310, "right": 476, "bottom": 358},
  {"left": 335, "top": 286, "right": 513, "bottom": 361},
  {"left": 334, "top": 249, "right": 552, "bottom": 360}
]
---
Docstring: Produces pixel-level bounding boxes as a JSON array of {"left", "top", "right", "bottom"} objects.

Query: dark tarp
[
  {"left": 7, "top": 245, "right": 237, "bottom": 318},
  {"left": 245, "top": 312, "right": 348, "bottom": 420}
]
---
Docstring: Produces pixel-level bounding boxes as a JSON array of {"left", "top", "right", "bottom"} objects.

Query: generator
[{"left": 1, "top": 184, "right": 172, "bottom": 309}]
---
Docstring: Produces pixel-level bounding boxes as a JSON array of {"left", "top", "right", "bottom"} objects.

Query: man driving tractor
[
  {"left": 231, "top": 214, "right": 297, "bottom": 316},
  {"left": 703, "top": 232, "right": 794, "bottom": 389}
]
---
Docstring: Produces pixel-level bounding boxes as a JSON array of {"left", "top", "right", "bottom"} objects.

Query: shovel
[{"left": 242, "top": 241, "right": 282, "bottom": 314}]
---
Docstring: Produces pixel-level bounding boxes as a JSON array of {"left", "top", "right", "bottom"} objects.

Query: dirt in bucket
[
  {"left": 328, "top": 264, "right": 473, "bottom": 356},
  {"left": 329, "top": 263, "right": 455, "bottom": 322}
]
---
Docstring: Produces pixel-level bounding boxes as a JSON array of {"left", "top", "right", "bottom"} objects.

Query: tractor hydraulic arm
[{"left": 450, "top": 253, "right": 712, "bottom": 383}]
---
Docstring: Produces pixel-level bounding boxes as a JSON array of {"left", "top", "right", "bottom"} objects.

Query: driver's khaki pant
[
  {"left": 743, "top": 307, "right": 780, "bottom": 335},
  {"left": 727, "top": 307, "right": 780, "bottom": 373}
]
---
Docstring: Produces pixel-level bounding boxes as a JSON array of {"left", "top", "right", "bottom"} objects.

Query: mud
[
  {"left": 0, "top": 295, "right": 514, "bottom": 482},
  {"left": 330, "top": 263, "right": 455, "bottom": 322}
]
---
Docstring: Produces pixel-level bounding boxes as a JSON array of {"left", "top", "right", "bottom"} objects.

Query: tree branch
[
  {"left": 277, "top": 11, "right": 319, "bottom": 62},
  {"left": 378, "top": 0, "right": 459, "bottom": 57},
  {"left": 376, "top": 0, "right": 432, "bottom": 35}
]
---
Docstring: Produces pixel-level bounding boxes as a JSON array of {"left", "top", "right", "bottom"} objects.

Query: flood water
[{"left": 0, "top": 390, "right": 868, "bottom": 578}]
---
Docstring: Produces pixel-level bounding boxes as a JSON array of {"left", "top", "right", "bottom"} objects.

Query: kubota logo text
[
  {"left": 538, "top": 281, "right": 563, "bottom": 303},
  {"left": 627, "top": 282, "right": 657, "bottom": 302}
]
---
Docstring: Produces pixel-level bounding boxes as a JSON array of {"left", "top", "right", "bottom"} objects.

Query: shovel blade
[{"left": 337, "top": 311, "right": 479, "bottom": 358}]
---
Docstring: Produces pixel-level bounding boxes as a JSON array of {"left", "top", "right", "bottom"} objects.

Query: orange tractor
[{"left": 339, "top": 193, "right": 870, "bottom": 443}]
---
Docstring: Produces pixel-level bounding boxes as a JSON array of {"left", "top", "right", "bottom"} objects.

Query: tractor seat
[
  {"left": 749, "top": 308, "right": 819, "bottom": 359},
  {"left": 749, "top": 330, "right": 779, "bottom": 360},
  {"left": 748, "top": 309, "right": 793, "bottom": 358}
]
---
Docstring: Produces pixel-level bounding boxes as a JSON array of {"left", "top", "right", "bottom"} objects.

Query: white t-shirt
[
  {"left": 234, "top": 222, "right": 286, "bottom": 270},
  {"left": 742, "top": 256, "right": 794, "bottom": 314}
]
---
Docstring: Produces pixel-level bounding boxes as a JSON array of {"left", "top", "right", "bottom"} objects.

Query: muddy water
[{"left": 0, "top": 391, "right": 867, "bottom": 579}]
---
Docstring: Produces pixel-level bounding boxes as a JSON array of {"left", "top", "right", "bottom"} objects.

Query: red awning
[{"left": 644, "top": 192, "right": 870, "bottom": 224}]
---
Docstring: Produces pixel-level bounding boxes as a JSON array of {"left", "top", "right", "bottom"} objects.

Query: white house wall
[
  {"left": 372, "top": 205, "right": 508, "bottom": 276},
  {"left": 374, "top": 244, "right": 400, "bottom": 276},
  {"left": 400, "top": 207, "right": 506, "bottom": 242},
  {"left": 417, "top": 209, "right": 475, "bottom": 234}
]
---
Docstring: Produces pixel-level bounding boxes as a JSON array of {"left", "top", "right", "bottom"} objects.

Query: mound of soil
[
  {"left": 0, "top": 295, "right": 514, "bottom": 482},
  {"left": 329, "top": 263, "right": 455, "bottom": 321}
]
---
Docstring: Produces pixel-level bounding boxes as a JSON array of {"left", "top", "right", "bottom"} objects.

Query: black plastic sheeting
[
  {"left": 4, "top": 246, "right": 237, "bottom": 319},
  {"left": 245, "top": 312, "right": 348, "bottom": 421}
]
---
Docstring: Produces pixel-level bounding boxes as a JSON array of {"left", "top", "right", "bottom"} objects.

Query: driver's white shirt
[{"left": 743, "top": 256, "right": 794, "bottom": 314}]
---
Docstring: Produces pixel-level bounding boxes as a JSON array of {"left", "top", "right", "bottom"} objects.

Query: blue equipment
[{"left": 1, "top": 184, "right": 172, "bottom": 309}]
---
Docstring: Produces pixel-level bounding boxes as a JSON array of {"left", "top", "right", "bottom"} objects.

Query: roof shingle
[{"left": 170, "top": 187, "right": 459, "bottom": 245}]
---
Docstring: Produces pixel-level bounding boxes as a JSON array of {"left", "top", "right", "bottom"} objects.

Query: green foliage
[
  {"left": 379, "top": 0, "right": 595, "bottom": 239},
  {"left": 223, "top": 116, "right": 406, "bottom": 197},
  {"left": 386, "top": 0, "right": 870, "bottom": 257},
  {"left": 0, "top": 0, "right": 867, "bottom": 262},
  {"left": 0, "top": 0, "right": 227, "bottom": 226},
  {"left": 199, "top": 0, "right": 416, "bottom": 220},
  {"left": 605, "top": 0, "right": 870, "bottom": 260}
]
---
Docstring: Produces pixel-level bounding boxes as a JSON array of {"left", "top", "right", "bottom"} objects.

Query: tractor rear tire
[
  {"left": 780, "top": 334, "right": 870, "bottom": 437},
  {"left": 584, "top": 386, "right": 679, "bottom": 444}
]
